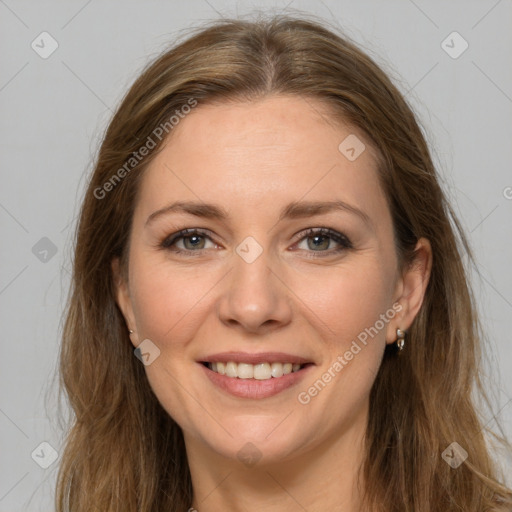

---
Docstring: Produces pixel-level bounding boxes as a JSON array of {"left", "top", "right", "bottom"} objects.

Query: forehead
[{"left": 135, "top": 95, "right": 387, "bottom": 223}]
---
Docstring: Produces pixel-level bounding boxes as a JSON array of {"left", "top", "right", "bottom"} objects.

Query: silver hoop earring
[{"left": 396, "top": 328, "right": 405, "bottom": 351}]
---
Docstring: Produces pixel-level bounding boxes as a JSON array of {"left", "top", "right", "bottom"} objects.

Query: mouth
[
  {"left": 200, "top": 361, "right": 314, "bottom": 380},
  {"left": 197, "top": 353, "right": 315, "bottom": 399}
]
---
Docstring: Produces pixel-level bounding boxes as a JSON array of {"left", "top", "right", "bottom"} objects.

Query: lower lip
[{"left": 199, "top": 363, "right": 314, "bottom": 399}]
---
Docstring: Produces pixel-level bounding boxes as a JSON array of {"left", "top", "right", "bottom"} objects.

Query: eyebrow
[{"left": 145, "top": 199, "right": 372, "bottom": 228}]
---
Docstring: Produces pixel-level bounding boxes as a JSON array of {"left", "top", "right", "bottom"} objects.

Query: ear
[
  {"left": 112, "top": 257, "right": 139, "bottom": 347},
  {"left": 385, "top": 237, "right": 432, "bottom": 344}
]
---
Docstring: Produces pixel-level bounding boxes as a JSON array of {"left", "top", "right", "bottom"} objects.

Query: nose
[{"left": 217, "top": 249, "right": 293, "bottom": 334}]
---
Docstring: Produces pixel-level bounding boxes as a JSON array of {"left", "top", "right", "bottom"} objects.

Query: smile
[
  {"left": 197, "top": 351, "right": 315, "bottom": 398},
  {"left": 203, "top": 361, "right": 308, "bottom": 380}
]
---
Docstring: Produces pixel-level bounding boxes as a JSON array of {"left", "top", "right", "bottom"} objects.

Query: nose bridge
[{"left": 217, "top": 236, "right": 291, "bottom": 332}]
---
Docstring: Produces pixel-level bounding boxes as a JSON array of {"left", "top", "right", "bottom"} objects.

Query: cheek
[
  {"left": 292, "top": 267, "right": 392, "bottom": 424},
  {"left": 294, "top": 258, "right": 394, "bottom": 345},
  {"left": 129, "top": 256, "right": 218, "bottom": 349},
  {"left": 127, "top": 258, "right": 219, "bottom": 425},
  {"left": 294, "top": 260, "right": 393, "bottom": 383}
]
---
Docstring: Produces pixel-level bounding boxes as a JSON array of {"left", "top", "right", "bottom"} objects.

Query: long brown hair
[{"left": 55, "top": 13, "right": 512, "bottom": 511}]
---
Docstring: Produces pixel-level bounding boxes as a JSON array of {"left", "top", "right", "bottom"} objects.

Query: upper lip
[{"left": 199, "top": 352, "right": 314, "bottom": 365}]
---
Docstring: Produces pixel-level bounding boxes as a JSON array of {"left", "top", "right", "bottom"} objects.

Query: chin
[{"left": 190, "top": 416, "right": 311, "bottom": 467}]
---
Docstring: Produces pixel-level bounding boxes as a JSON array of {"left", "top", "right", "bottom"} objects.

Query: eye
[
  {"left": 293, "top": 228, "right": 352, "bottom": 256},
  {"left": 159, "top": 227, "right": 352, "bottom": 257},
  {"left": 160, "top": 228, "right": 219, "bottom": 254}
]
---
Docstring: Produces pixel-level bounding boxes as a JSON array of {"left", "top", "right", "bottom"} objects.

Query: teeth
[
  {"left": 207, "top": 361, "right": 304, "bottom": 380},
  {"left": 225, "top": 361, "right": 238, "bottom": 378},
  {"left": 253, "top": 363, "right": 271, "bottom": 380},
  {"left": 270, "top": 362, "right": 283, "bottom": 378},
  {"left": 237, "top": 363, "right": 254, "bottom": 379}
]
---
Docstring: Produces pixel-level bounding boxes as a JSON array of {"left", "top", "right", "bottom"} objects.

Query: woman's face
[{"left": 114, "top": 95, "right": 429, "bottom": 465}]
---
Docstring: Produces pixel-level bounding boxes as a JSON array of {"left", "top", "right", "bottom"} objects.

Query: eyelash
[{"left": 159, "top": 227, "right": 353, "bottom": 258}]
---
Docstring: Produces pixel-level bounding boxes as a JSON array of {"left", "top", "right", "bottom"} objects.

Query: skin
[{"left": 113, "top": 95, "right": 432, "bottom": 511}]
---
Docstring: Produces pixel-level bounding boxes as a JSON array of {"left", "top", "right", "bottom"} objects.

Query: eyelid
[
  {"left": 292, "top": 227, "right": 352, "bottom": 245},
  {"left": 160, "top": 228, "right": 219, "bottom": 250}
]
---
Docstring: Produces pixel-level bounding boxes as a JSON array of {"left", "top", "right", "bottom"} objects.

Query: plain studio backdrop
[{"left": 0, "top": 1, "right": 511, "bottom": 510}]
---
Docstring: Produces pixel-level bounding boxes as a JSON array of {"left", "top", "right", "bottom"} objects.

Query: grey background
[{"left": 1, "top": 0, "right": 511, "bottom": 510}]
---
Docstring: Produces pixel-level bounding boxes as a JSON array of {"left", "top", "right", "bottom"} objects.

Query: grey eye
[{"left": 181, "top": 235, "right": 207, "bottom": 250}]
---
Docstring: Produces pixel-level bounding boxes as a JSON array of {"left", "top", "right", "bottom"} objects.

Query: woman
[{"left": 56, "top": 13, "right": 512, "bottom": 511}]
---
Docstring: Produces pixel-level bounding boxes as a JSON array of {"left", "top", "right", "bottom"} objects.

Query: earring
[
  {"left": 128, "top": 329, "right": 134, "bottom": 334},
  {"left": 396, "top": 328, "right": 405, "bottom": 351}
]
